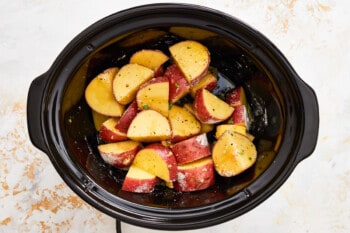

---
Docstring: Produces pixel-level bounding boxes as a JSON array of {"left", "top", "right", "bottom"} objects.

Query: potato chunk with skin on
[
  {"left": 194, "top": 88, "right": 234, "bottom": 124},
  {"left": 122, "top": 165, "right": 157, "bottom": 193},
  {"left": 174, "top": 157, "right": 215, "bottom": 192},
  {"left": 129, "top": 49, "right": 169, "bottom": 71},
  {"left": 127, "top": 110, "right": 171, "bottom": 142},
  {"left": 98, "top": 140, "right": 142, "bottom": 169},
  {"left": 136, "top": 76, "right": 169, "bottom": 117},
  {"left": 212, "top": 130, "right": 257, "bottom": 177},
  {"left": 112, "top": 63, "right": 154, "bottom": 105},
  {"left": 169, "top": 40, "right": 210, "bottom": 85},
  {"left": 171, "top": 133, "right": 211, "bottom": 165},
  {"left": 132, "top": 143, "right": 178, "bottom": 182},
  {"left": 168, "top": 105, "right": 201, "bottom": 142},
  {"left": 85, "top": 67, "right": 125, "bottom": 117}
]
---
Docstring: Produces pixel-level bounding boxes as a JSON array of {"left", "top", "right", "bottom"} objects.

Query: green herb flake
[
  {"left": 143, "top": 104, "right": 149, "bottom": 110},
  {"left": 168, "top": 103, "right": 173, "bottom": 110},
  {"left": 175, "top": 82, "right": 180, "bottom": 88}
]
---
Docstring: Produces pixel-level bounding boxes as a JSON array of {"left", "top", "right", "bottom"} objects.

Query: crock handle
[
  {"left": 295, "top": 78, "right": 319, "bottom": 163},
  {"left": 27, "top": 73, "right": 49, "bottom": 154}
]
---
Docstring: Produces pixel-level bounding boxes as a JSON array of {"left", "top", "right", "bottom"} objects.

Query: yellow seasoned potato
[
  {"left": 85, "top": 67, "right": 125, "bottom": 117},
  {"left": 113, "top": 63, "right": 154, "bottom": 105},
  {"left": 169, "top": 40, "right": 210, "bottom": 85},
  {"left": 212, "top": 130, "right": 257, "bottom": 177},
  {"left": 127, "top": 110, "right": 171, "bottom": 142}
]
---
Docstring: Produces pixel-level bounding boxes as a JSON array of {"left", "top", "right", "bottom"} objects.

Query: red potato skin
[
  {"left": 229, "top": 105, "right": 247, "bottom": 126},
  {"left": 225, "top": 86, "right": 246, "bottom": 107},
  {"left": 201, "top": 79, "right": 217, "bottom": 92},
  {"left": 171, "top": 133, "right": 211, "bottom": 165},
  {"left": 193, "top": 89, "right": 232, "bottom": 124},
  {"left": 115, "top": 101, "right": 139, "bottom": 133},
  {"left": 193, "top": 89, "right": 212, "bottom": 123},
  {"left": 174, "top": 158, "right": 215, "bottom": 192},
  {"left": 190, "top": 73, "right": 218, "bottom": 97},
  {"left": 144, "top": 143, "right": 178, "bottom": 181},
  {"left": 164, "top": 64, "right": 190, "bottom": 103},
  {"left": 99, "top": 121, "right": 128, "bottom": 143},
  {"left": 98, "top": 143, "right": 142, "bottom": 169},
  {"left": 154, "top": 65, "right": 165, "bottom": 77},
  {"left": 122, "top": 175, "right": 157, "bottom": 193},
  {"left": 139, "top": 75, "right": 169, "bottom": 88}
]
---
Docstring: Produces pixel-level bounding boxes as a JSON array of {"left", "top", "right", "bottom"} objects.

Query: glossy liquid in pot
[{"left": 61, "top": 27, "right": 283, "bottom": 208}]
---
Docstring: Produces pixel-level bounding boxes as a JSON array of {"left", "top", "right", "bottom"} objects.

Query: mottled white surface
[{"left": 1, "top": 0, "right": 349, "bottom": 232}]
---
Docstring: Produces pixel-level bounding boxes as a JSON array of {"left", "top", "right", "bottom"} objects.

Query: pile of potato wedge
[{"left": 85, "top": 40, "right": 257, "bottom": 193}]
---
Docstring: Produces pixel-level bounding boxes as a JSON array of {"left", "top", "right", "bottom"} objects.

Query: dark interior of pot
[{"left": 59, "top": 25, "right": 284, "bottom": 209}]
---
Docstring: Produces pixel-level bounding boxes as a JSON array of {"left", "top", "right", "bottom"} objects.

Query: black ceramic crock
[{"left": 27, "top": 3, "right": 319, "bottom": 231}]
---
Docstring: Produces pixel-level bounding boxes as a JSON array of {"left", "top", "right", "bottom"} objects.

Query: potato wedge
[
  {"left": 98, "top": 140, "right": 142, "bottom": 168},
  {"left": 164, "top": 64, "right": 190, "bottom": 103},
  {"left": 85, "top": 67, "right": 125, "bottom": 117},
  {"left": 168, "top": 105, "right": 201, "bottom": 142},
  {"left": 127, "top": 110, "right": 171, "bottom": 142},
  {"left": 190, "top": 72, "right": 217, "bottom": 97},
  {"left": 99, "top": 118, "right": 128, "bottom": 143},
  {"left": 194, "top": 89, "right": 234, "bottom": 124},
  {"left": 215, "top": 124, "right": 246, "bottom": 139},
  {"left": 122, "top": 165, "right": 157, "bottom": 193},
  {"left": 171, "top": 133, "right": 211, "bottom": 165},
  {"left": 229, "top": 105, "right": 248, "bottom": 127},
  {"left": 115, "top": 100, "right": 139, "bottom": 133},
  {"left": 113, "top": 63, "right": 154, "bottom": 105},
  {"left": 169, "top": 40, "right": 210, "bottom": 85},
  {"left": 225, "top": 86, "right": 247, "bottom": 107},
  {"left": 132, "top": 143, "right": 178, "bottom": 182},
  {"left": 130, "top": 49, "right": 169, "bottom": 71},
  {"left": 174, "top": 157, "right": 215, "bottom": 192},
  {"left": 91, "top": 110, "right": 109, "bottom": 131},
  {"left": 183, "top": 103, "right": 214, "bottom": 133},
  {"left": 136, "top": 76, "right": 169, "bottom": 116},
  {"left": 212, "top": 130, "right": 257, "bottom": 177}
]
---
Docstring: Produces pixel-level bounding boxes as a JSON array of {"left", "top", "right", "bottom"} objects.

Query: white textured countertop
[{"left": 1, "top": 0, "right": 349, "bottom": 232}]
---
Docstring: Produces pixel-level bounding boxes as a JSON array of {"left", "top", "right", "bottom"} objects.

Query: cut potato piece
[
  {"left": 85, "top": 67, "right": 125, "bottom": 117},
  {"left": 136, "top": 76, "right": 169, "bottom": 116},
  {"left": 183, "top": 103, "right": 214, "bottom": 133},
  {"left": 226, "top": 86, "right": 247, "bottom": 107},
  {"left": 229, "top": 105, "right": 249, "bottom": 127},
  {"left": 99, "top": 118, "right": 128, "bottom": 143},
  {"left": 215, "top": 124, "right": 246, "bottom": 139},
  {"left": 168, "top": 105, "right": 201, "bottom": 142},
  {"left": 91, "top": 110, "right": 109, "bottom": 131},
  {"left": 132, "top": 143, "right": 178, "bottom": 182},
  {"left": 127, "top": 110, "right": 171, "bottom": 142},
  {"left": 113, "top": 63, "right": 154, "bottom": 105},
  {"left": 98, "top": 141, "right": 142, "bottom": 168},
  {"left": 190, "top": 72, "right": 217, "bottom": 97},
  {"left": 164, "top": 64, "right": 190, "bottom": 103},
  {"left": 171, "top": 133, "right": 211, "bottom": 165},
  {"left": 194, "top": 89, "right": 234, "bottom": 124},
  {"left": 130, "top": 49, "right": 169, "bottom": 71},
  {"left": 122, "top": 165, "right": 157, "bottom": 193},
  {"left": 115, "top": 101, "right": 139, "bottom": 133},
  {"left": 174, "top": 157, "right": 215, "bottom": 192},
  {"left": 169, "top": 40, "right": 210, "bottom": 85},
  {"left": 212, "top": 130, "right": 257, "bottom": 177}
]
